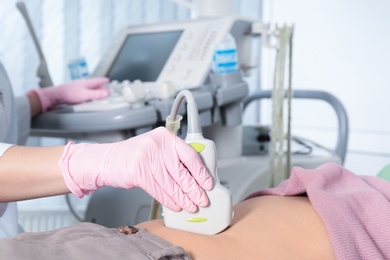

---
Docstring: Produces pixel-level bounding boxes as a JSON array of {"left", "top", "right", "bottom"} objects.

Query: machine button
[
  {"left": 181, "top": 70, "right": 192, "bottom": 79},
  {"left": 185, "top": 32, "right": 193, "bottom": 40},
  {"left": 173, "top": 53, "right": 181, "bottom": 61},
  {"left": 179, "top": 43, "right": 187, "bottom": 50},
  {"left": 167, "top": 64, "right": 175, "bottom": 72}
]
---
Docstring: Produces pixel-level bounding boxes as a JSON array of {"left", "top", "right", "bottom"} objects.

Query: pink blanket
[{"left": 245, "top": 162, "right": 390, "bottom": 260}]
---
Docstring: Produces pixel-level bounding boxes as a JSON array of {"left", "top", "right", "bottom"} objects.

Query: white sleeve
[
  {"left": 0, "top": 143, "right": 14, "bottom": 157},
  {"left": 15, "top": 95, "right": 31, "bottom": 145}
]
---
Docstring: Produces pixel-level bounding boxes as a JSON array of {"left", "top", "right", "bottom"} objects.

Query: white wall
[{"left": 261, "top": 0, "right": 390, "bottom": 176}]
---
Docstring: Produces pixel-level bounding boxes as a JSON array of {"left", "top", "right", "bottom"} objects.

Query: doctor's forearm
[
  {"left": 0, "top": 146, "right": 70, "bottom": 202},
  {"left": 27, "top": 91, "right": 42, "bottom": 117}
]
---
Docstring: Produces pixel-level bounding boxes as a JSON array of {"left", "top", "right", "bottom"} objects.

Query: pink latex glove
[
  {"left": 29, "top": 77, "right": 109, "bottom": 112},
  {"left": 59, "top": 127, "right": 214, "bottom": 212}
]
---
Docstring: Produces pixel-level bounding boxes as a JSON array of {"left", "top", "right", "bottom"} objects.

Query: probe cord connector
[{"left": 165, "top": 89, "right": 201, "bottom": 135}]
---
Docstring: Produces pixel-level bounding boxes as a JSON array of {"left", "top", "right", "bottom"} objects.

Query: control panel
[{"left": 157, "top": 20, "right": 225, "bottom": 90}]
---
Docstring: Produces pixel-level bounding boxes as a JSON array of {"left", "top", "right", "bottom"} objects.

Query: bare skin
[
  {"left": 136, "top": 195, "right": 335, "bottom": 260},
  {"left": 0, "top": 145, "right": 70, "bottom": 202},
  {"left": 27, "top": 91, "right": 42, "bottom": 117}
]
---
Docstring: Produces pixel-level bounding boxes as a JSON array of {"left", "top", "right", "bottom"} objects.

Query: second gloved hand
[
  {"left": 29, "top": 77, "right": 109, "bottom": 112},
  {"left": 59, "top": 127, "right": 214, "bottom": 212}
]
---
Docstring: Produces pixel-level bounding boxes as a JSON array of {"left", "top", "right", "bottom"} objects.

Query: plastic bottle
[
  {"left": 68, "top": 57, "right": 89, "bottom": 80},
  {"left": 211, "top": 33, "right": 239, "bottom": 75}
]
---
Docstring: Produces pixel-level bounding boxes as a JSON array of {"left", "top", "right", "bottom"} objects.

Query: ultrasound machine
[{"left": 31, "top": 15, "right": 254, "bottom": 142}]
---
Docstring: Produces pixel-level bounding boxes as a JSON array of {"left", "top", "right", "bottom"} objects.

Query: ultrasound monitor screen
[{"left": 107, "top": 31, "right": 183, "bottom": 82}]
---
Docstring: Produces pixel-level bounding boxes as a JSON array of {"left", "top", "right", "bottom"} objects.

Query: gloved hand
[
  {"left": 29, "top": 77, "right": 109, "bottom": 112},
  {"left": 59, "top": 127, "right": 214, "bottom": 212}
]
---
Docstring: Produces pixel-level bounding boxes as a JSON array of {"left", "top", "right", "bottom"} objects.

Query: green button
[
  {"left": 186, "top": 217, "right": 208, "bottom": 223},
  {"left": 189, "top": 143, "right": 205, "bottom": 153}
]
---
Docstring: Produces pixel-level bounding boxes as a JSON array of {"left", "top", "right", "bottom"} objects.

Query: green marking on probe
[
  {"left": 189, "top": 143, "right": 205, "bottom": 153},
  {"left": 186, "top": 217, "right": 208, "bottom": 222}
]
